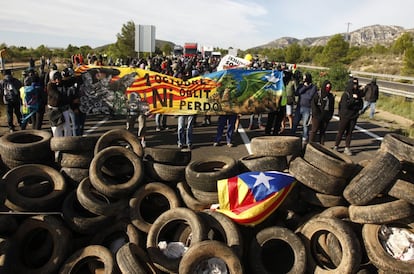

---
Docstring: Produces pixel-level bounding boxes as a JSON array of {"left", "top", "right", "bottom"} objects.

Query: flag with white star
[{"left": 216, "top": 171, "right": 296, "bottom": 226}]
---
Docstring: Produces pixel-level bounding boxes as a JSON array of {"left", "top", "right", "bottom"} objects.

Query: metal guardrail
[
  {"left": 380, "top": 87, "right": 414, "bottom": 99},
  {"left": 297, "top": 64, "right": 414, "bottom": 99}
]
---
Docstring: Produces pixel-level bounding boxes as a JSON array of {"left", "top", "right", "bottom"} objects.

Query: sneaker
[
  {"left": 156, "top": 127, "right": 161, "bottom": 132},
  {"left": 213, "top": 142, "right": 219, "bottom": 147},
  {"left": 178, "top": 144, "right": 183, "bottom": 149},
  {"left": 332, "top": 146, "right": 338, "bottom": 151},
  {"left": 227, "top": 143, "right": 234, "bottom": 147},
  {"left": 344, "top": 147, "right": 353, "bottom": 156},
  {"left": 141, "top": 140, "right": 146, "bottom": 148},
  {"left": 187, "top": 144, "right": 192, "bottom": 150}
]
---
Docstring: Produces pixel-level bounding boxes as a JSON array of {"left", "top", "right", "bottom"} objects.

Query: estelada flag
[{"left": 216, "top": 171, "right": 296, "bottom": 226}]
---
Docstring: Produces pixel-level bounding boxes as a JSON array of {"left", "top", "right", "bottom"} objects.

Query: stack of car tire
[{"left": 0, "top": 129, "right": 413, "bottom": 273}]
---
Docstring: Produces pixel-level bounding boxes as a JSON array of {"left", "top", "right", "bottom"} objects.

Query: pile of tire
[{"left": 0, "top": 130, "right": 413, "bottom": 273}]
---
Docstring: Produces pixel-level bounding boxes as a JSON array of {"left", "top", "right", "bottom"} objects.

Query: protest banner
[{"left": 75, "top": 65, "right": 284, "bottom": 116}]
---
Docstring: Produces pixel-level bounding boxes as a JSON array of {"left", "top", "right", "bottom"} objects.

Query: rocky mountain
[{"left": 255, "top": 25, "right": 414, "bottom": 49}]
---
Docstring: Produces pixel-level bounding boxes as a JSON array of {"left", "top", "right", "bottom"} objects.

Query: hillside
[{"left": 254, "top": 24, "right": 414, "bottom": 49}]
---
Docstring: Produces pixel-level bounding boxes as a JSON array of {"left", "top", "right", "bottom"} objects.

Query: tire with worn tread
[
  {"left": 116, "top": 243, "right": 158, "bottom": 274},
  {"left": 387, "top": 179, "right": 414, "bottom": 205},
  {"left": 0, "top": 130, "right": 52, "bottom": 161},
  {"left": 144, "top": 147, "right": 191, "bottom": 165},
  {"left": 76, "top": 177, "right": 128, "bottom": 216},
  {"left": 3, "top": 164, "right": 67, "bottom": 211},
  {"left": 238, "top": 154, "right": 288, "bottom": 172},
  {"left": 289, "top": 157, "right": 347, "bottom": 195},
  {"left": 250, "top": 136, "right": 302, "bottom": 157},
  {"left": 50, "top": 135, "right": 99, "bottom": 152},
  {"left": 130, "top": 182, "right": 181, "bottom": 233},
  {"left": 249, "top": 226, "right": 306, "bottom": 274},
  {"left": 59, "top": 245, "right": 115, "bottom": 274},
  {"left": 11, "top": 215, "right": 72, "bottom": 274},
  {"left": 343, "top": 150, "right": 401, "bottom": 205},
  {"left": 94, "top": 128, "right": 144, "bottom": 158},
  {"left": 380, "top": 133, "right": 414, "bottom": 164},
  {"left": 185, "top": 155, "right": 238, "bottom": 192},
  {"left": 146, "top": 207, "right": 207, "bottom": 273},
  {"left": 362, "top": 223, "right": 414, "bottom": 274},
  {"left": 304, "top": 142, "right": 357, "bottom": 179},
  {"left": 298, "top": 216, "right": 361, "bottom": 274},
  {"left": 179, "top": 240, "right": 243, "bottom": 274},
  {"left": 349, "top": 199, "right": 414, "bottom": 224},
  {"left": 89, "top": 146, "right": 144, "bottom": 198}
]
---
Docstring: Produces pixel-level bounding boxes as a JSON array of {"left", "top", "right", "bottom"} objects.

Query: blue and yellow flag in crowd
[
  {"left": 75, "top": 65, "right": 284, "bottom": 115},
  {"left": 216, "top": 171, "right": 296, "bottom": 226}
]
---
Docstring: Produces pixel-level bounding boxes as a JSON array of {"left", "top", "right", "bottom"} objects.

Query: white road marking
[{"left": 332, "top": 115, "right": 383, "bottom": 141}]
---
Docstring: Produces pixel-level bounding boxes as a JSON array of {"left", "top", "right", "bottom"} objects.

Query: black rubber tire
[
  {"left": 304, "top": 142, "right": 357, "bottom": 179},
  {"left": 116, "top": 243, "right": 158, "bottom": 274},
  {"left": 238, "top": 154, "right": 288, "bottom": 172},
  {"left": 59, "top": 151, "right": 94, "bottom": 168},
  {"left": 0, "top": 130, "right": 52, "bottom": 161},
  {"left": 362, "top": 223, "right": 414, "bottom": 273},
  {"left": 250, "top": 136, "right": 302, "bottom": 157},
  {"left": 289, "top": 157, "right": 347, "bottom": 195},
  {"left": 59, "top": 245, "right": 115, "bottom": 274},
  {"left": 343, "top": 150, "right": 401, "bottom": 205},
  {"left": 62, "top": 190, "right": 114, "bottom": 235},
  {"left": 146, "top": 207, "right": 207, "bottom": 273},
  {"left": 176, "top": 181, "right": 210, "bottom": 211},
  {"left": 144, "top": 160, "right": 186, "bottom": 183},
  {"left": 349, "top": 199, "right": 414, "bottom": 224},
  {"left": 11, "top": 215, "right": 72, "bottom": 274},
  {"left": 387, "top": 179, "right": 414, "bottom": 205},
  {"left": 76, "top": 177, "right": 128, "bottom": 216},
  {"left": 3, "top": 164, "right": 67, "bottom": 211},
  {"left": 94, "top": 128, "right": 144, "bottom": 158},
  {"left": 144, "top": 146, "right": 191, "bottom": 165},
  {"left": 199, "top": 210, "right": 244, "bottom": 259},
  {"left": 50, "top": 135, "right": 99, "bottom": 152},
  {"left": 299, "top": 186, "right": 347, "bottom": 208},
  {"left": 380, "top": 133, "right": 414, "bottom": 164},
  {"left": 130, "top": 182, "right": 181, "bottom": 233},
  {"left": 185, "top": 155, "right": 238, "bottom": 192},
  {"left": 179, "top": 240, "right": 243, "bottom": 274},
  {"left": 298, "top": 216, "right": 362, "bottom": 273},
  {"left": 249, "top": 226, "right": 306, "bottom": 274},
  {"left": 191, "top": 188, "right": 219, "bottom": 204},
  {"left": 89, "top": 146, "right": 144, "bottom": 198}
]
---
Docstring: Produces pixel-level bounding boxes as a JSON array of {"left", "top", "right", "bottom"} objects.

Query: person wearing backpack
[
  {"left": 0, "top": 69, "right": 23, "bottom": 132},
  {"left": 309, "top": 80, "right": 335, "bottom": 144}
]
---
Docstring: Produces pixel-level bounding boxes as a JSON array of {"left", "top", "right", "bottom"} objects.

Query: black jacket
[{"left": 338, "top": 82, "right": 363, "bottom": 120}]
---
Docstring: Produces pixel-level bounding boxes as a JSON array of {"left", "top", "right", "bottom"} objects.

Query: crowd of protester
[{"left": 0, "top": 52, "right": 376, "bottom": 156}]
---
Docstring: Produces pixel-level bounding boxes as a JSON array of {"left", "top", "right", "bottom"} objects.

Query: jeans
[
  {"left": 361, "top": 100, "right": 376, "bottom": 118},
  {"left": 292, "top": 106, "right": 311, "bottom": 140},
  {"left": 178, "top": 115, "right": 194, "bottom": 146},
  {"left": 215, "top": 115, "right": 237, "bottom": 144}
]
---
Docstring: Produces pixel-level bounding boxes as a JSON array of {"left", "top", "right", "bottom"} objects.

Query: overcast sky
[{"left": 1, "top": 0, "right": 413, "bottom": 50}]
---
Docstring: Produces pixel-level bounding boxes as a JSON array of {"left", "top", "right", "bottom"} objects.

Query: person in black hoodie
[
  {"left": 333, "top": 77, "right": 363, "bottom": 155},
  {"left": 309, "top": 80, "right": 335, "bottom": 144}
]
